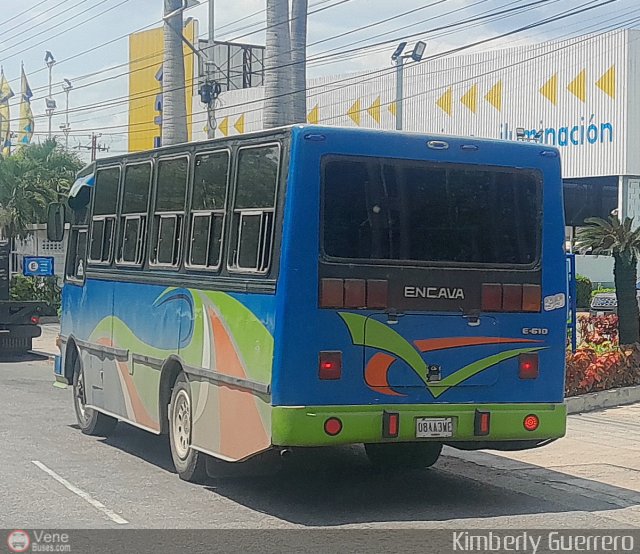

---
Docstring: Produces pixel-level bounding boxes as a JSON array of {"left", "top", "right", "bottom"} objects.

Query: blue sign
[{"left": 23, "top": 256, "right": 55, "bottom": 277}]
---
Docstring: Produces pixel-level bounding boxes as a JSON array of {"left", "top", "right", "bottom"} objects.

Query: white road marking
[{"left": 32, "top": 460, "right": 129, "bottom": 525}]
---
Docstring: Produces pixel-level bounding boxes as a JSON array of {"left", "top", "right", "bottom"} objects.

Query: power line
[
  {"left": 0, "top": 0, "right": 85, "bottom": 49},
  {"left": 0, "top": 0, "right": 54, "bottom": 30},
  {"left": 52, "top": 0, "right": 623, "bottom": 137},
  {"left": 18, "top": 0, "right": 520, "bottom": 115},
  {"left": 0, "top": 0, "right": 135, "bottom": 62}
]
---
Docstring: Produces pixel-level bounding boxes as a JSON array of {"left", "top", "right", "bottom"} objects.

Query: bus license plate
[{"left": 416, "top": 417, "right": 454, "bottom": 438}]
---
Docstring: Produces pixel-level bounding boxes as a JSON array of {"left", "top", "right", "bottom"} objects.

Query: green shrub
[
  {"left": 576, "top": 274, "right": 593, "bottom": 309},
  {"left": 591, "top": 287, "right": 615, "bottom": 298},
  {"left": 10, "top": 275, "right": 61, "bottom": 316}
]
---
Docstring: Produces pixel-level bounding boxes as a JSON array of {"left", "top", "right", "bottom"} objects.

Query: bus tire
[
  {"left": 364, "top": 442, "right": 443, "bottom": 470},
  {"left": 168, "top": 373, "right": 207, "bottom": 483},
  {"left": 72, "top": 355, "right": 118, "bottom": 437}
]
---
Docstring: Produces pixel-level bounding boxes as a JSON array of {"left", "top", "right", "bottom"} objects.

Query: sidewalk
[{"left": 32, "top": 323, "right": 60, "bottom": 358}]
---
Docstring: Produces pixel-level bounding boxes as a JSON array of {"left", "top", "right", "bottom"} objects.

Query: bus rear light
[
  {"left": 366, "top": 279, "right": 388, "bottom": 309},
  {"left": 382, "top": 411, "right": 399, "bottom": 438},
  {"left": 519, "top": 353, "right": 539, "bottom": 379},
  {"left": 474, "top": 410, "right": 491, "bottom": 436},
  {"left": 522, "top": 284, "right": 542, "bottom": 312},
  {"left": 482, "top": 283, "right": 541, "bottom": 312},
  {"left": 324, "top": 417, "right": 343, "bottom": 436},
  {"left": 319, "top": 351, "right": 342, "bottom": 380},
  {"left": 502, "top": 284, "right": 522, "bottom": 312},
  {"left": 481, "top": 284, "right": 502, "bottom": 312},
  {"left": 523, "top": 414, "right": 539, "bottom": 431},
  {"left": 320, "top": 278, "right": 344, "bottom": 308},
  {"left": 344, "top": 279, "right": 366, "bottom": 308}
]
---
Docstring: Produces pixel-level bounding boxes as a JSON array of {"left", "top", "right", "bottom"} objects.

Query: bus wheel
[
  {"left": 72, "top": 355, "right": 117, "bottom": 437},
  {"left": 364, "top": 442, "right": 443, "bottom": 470},
  {"left": 168, "top": 373, "right": 207, "bottom": 483}
]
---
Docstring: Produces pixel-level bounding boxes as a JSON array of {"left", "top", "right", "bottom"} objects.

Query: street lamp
[
  {"left": 44, "top": 51, "right": 57, "bottom": 139},
  {"left": 391, "top": 40, "right": 426, "bottom": 131},
  {"left": 60, "top": 79, "right": 73, "bottom": 150}
]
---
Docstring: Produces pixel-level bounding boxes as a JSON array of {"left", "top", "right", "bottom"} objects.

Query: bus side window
[
  {"left": 188, "top": 150, "right": 230, "bottom": 270},
  {"left": 66, "top": 227, "right": 88, "bottom": 281},
  {"left": 229, "top": 144, "right": 280, "bottom": 274},
  {"left": 117, "top": 162, "right": 152, "bottom": 266},
  {"left": 151, "top": 157, "right": 189, "bottom": 267},
  {"left": 89, "top": 167, "right": 120, "bottom": 265}
]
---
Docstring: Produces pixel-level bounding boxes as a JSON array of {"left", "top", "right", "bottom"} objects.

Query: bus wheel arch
[
  {"left": 64, "top": 338, "right": 80, "bottom": 385},
  {"left": 158, "top": 356, "right": 185, "bottom": 435}
]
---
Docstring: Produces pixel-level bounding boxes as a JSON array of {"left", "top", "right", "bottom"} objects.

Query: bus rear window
[{"left": 322, "top": 157, "right": 540, "bottom": 266}]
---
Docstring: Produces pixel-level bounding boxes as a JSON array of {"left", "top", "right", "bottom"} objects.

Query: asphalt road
[{"left": 2, "top": 355, "right": 640, "bottom": 531}]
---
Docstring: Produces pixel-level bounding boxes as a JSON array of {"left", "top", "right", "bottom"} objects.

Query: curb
[
  {"left": 30, "top": 350, "right": 57, "bottom": 361},
  {"left": 566, "top": 384, "right": 640, "bottom": 414}
]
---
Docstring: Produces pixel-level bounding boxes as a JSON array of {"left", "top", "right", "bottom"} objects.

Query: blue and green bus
[{"left": 50, "top": 125, "right": 567, "bottom": 481}]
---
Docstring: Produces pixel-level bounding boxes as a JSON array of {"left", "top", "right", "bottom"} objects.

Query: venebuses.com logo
[{"left": 7, "top": 530, "right": 31, "bottom": 553}]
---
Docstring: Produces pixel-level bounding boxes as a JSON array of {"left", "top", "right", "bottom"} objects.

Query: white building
[{"left": 195, "top": 29, "right": 640, "bottom": 285}]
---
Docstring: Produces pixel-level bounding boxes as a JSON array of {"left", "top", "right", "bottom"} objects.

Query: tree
[
  {"left": 290, "top": 0, "right": 309, "bottom": 123},
  {"left": 577, "top": 215, "right": 640, "bottom": 345},
  {"left": 263, "top": 0, "right": 292, "bottom": 128},
  {"left": 162, "top": 0, "right": 188, "bottom": 145},
  {"left": 0, "top": 139, "right": 82, "bottom": 240}
]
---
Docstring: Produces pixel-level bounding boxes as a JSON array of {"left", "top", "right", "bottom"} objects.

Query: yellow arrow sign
[
  {"left": 388, "top": 101, "right": 397, "bottom": 117},
  {"left": 436, "top": 87, "right": 453, "bottom": 116},
  {"left": 218, "top": 117, "right": 229, "bottom": 137},
  {"left": 596, "top": 65, "right": 615, "bottom": 99},
  {"left": 567, "top": 69, "right": 586, "bottom": 102},
  {"left": 307, "top": 104, "right": 319, "bottom": 124},
  {"left": 234, "top": 114, "right": 245, "bottom": 134},
  {"left": 540, "top": 73, "right": 558, "bottom": 106},
  {"left": 460, "top": 84, "right": 478, "bottom": 114},
  {"left": 347, "top": 99, "right": 361, "bottom": 126},
  {"left": 367, "top": 96, "right": 381, "bottom": 124},
  {"left": 484, "top": 80, "right": 503, "bottom": 112}
]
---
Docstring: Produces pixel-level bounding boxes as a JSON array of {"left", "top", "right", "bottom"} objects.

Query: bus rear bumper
[{"left": 271, "top": 403, "right": 566, "bottom": 448}]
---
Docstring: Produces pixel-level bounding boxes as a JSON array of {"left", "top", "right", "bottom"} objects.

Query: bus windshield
[{"left": 322, "top": 156, "right": 541, "bottom": 266}]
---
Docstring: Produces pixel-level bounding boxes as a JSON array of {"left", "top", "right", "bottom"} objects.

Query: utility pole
[
  {"left": 391, "top": 41, "right": 426, "bottom": 131},
  {"left": 44, "top": 51, "right": 57, "bottom": 140},
  {"left": 60, "top": 78, "right": 72, "bottom": 150},
  {"left": 75, "top": 133, "right": 108, "bottom": 161}
]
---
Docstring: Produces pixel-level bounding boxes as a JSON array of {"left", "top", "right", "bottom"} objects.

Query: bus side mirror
[{"left": 47, "top": 202, "right": 66, "bottom": 242}]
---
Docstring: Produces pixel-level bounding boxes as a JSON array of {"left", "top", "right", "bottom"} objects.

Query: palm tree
[
  {"left": 0, "top": 139, "right": 81, "bottom": 240},
  {"left": 162, "top": 0, "right": 188, "bottom": 145},
  {"left": 290, "top": 0, "right": 309, "bottom": 124},
  {"left": 263, "top": 0, "right": 292, "bottom": 128},
  {"left": 577, "top": 215, "right": 640, "bottom": 345}
]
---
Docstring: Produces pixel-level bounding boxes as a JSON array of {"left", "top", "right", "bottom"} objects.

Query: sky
[{"left": 1, "top": 0, "right": 639, "bottom": 159}]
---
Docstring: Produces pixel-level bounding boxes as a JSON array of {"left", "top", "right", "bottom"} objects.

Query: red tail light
[
  {"left": 344, "top": 279, "right": 366, "bottom": 308},
  {"left": 383, "top": 411, "right": 399, "bottom": 438},
  {"left": 519, "top": 353, "right": 539, "bottom": 379},
  {"left": 502, "top": 284, "right": 522, "bottom": 312},
  {"left": 522, "top": 284, "right": 542, "bottom": 312},
  {"left": 320, "top": 278, "right": 344, "bottom": 308},
  {"left": 320, "top": 278, "right": 388, "bottom": 310},
  {"left": 324, "top": 417, "right": 343, "bottom": 436},
  {"left": 30, "top": 316, "right": 40, "bottom": 325},
  {"left": 474, "top": 410, "right": 491, "bottom": 436},
  {"left": 367, "top": 280, "right": 388, "bottom": 309},
  {"left": 482, "top": 283, "right": 541, "bottom": 312},
  {"left": 523, "top": 414, "right": 539, "bottom": 431},
  {"left": 319, "top": 351, "right": 342, "bottom": 380},
  {"left": 481, "top": 284, "right": 502, "bottom": 311}
]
